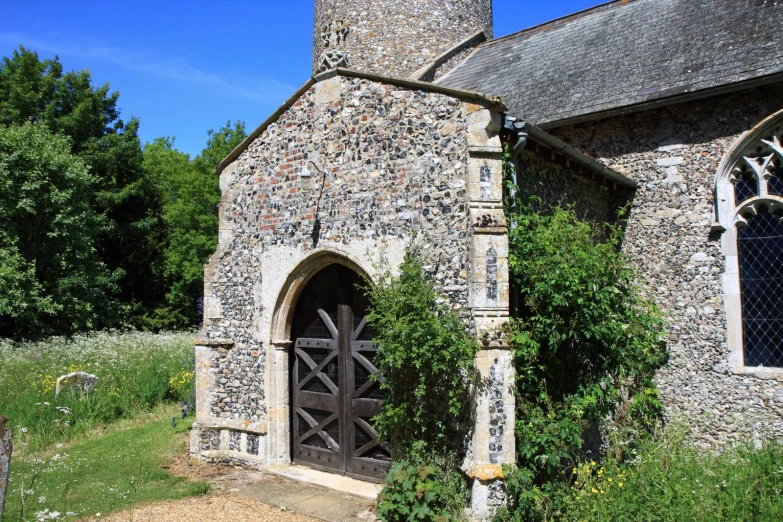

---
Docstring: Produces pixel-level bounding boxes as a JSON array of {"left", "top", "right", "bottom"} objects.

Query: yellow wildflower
[{"left": 619, "top": 482, "right": 624, "bottom": 487}]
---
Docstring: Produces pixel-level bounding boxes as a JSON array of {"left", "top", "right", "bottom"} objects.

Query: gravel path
[{"left": 84, "top": 493, "right": 319, "bottom": 522}]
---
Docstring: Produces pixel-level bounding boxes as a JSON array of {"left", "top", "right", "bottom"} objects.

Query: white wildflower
[{"left": 38, "top": 495, "right": 46, "bottom": 503}]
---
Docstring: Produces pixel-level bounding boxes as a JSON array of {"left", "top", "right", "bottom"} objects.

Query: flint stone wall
[
  {"left": 550, "top": 83, "right": 783, "bottom": 445},
  {"left": 193, "top": 74, "right": 490, "bottom": 465},
  {"left": 313, "top": 0, "right": 492, "bottom": 77},
  {"left": 515, "top": 149, "right": 625, "bottom": 225}
]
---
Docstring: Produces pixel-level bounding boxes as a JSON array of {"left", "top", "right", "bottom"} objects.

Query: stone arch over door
[
  {"left": 270, "top": 249, "right": 371, "bottom": 346},
  {"left": 264, "top": 248, "right": 385, "bottom": 471}
]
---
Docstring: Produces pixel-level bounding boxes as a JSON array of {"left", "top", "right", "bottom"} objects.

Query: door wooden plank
[
  {"left": 351, "top": 316, "right": 367, "bottom": 341},
  {"left": 337, "top": 266, "right": 353, "bottom": 475},
  {"left": 296, "top": 390, "right": 338, "bottom": 410},
  {"left": 294, "top": 347, "right": 338, "bottom": 392},
  {"left": 295, "top": 348, "right": 339, "bottom": 395},
  {"left": 352, "top": 397, "right": 382, "bottom": 418},
  {"left": 296, "top": 408, "right": 340, "bottom": 452}
]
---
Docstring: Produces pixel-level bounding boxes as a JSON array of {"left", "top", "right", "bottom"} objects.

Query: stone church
[{"left": 191, "top": 0, "right": 783, "bottom": 517}]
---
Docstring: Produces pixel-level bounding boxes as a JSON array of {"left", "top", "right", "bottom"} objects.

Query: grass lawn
[{"left": 4, "top": 404, "right": 209, "bottom": 521}]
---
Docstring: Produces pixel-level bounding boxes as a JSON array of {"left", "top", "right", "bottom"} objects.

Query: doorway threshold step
[{"left": 267, "top": 464, "right": 382, "bottom": 501}]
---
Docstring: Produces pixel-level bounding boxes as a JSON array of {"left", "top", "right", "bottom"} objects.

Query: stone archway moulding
[
  {"left": 269, "top": 247, "right": 374, "bottom": 345},
  {"left": 715, "top": 107, "right": 783, "bottom": 231},
  {"left": 715, "top": 107, "right": 783, "bottom": 377},
  {"left": 263, "top": 245, "right": 400, "bottom": 466}
]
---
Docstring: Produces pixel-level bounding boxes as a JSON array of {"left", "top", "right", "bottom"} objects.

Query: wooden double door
[{"left": 290, "top": 265, "right": 390, "bottom": 482}]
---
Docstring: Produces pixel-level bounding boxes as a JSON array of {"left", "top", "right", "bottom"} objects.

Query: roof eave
[
  {"left": 538, "top": 71, "right": 783, "bottom": 131},
  {"left": 511, "top": 119, "right": 637, "bottom": 189}
]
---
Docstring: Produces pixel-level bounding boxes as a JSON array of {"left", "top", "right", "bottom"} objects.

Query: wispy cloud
[{"left": 0, "top": 33, "right": 296, "bottom": 104}]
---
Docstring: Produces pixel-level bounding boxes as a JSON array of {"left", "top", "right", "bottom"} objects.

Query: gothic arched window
[{"left": 716, "top": 109, "right": 783, "bottom": 373}]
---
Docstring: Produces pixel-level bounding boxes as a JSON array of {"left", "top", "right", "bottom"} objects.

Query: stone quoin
[{"left": 192, "top": 0, "right": 783, "bottom": 519}]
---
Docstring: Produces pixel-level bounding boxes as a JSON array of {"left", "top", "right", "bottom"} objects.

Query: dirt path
[
  {"left": 84, "top": 493, "right": 319, "bottom": 522},
  {"left": 82, "top": 454, "right": 376, "bottom": 522}
]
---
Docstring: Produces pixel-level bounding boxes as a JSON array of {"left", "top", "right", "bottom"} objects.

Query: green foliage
[
  {"left": 499, "top": 150, "right": 668, "bottom": 519},
  {"left": 0, "top": 46, "right": 248, "bottom": 334},
  {"left": 365, "top": 250, "right": 478, "bottom": 459},
  {"left": 5, "top": 406, "right": 209, "bottom": 521},
  {"left": 365, "top": 250, "right": 477, "bottom": 520},
  {"left": 0, "top": 331, "right": 195, "bottom": 450},
  {"left": 0, "top": 46, "right": 166, "bottom": 331},
  {"left": 141, "top": 121, "right": 246, "bottom": 328},
  {"left": 561, "top": 429, "right": 783, "bottom": 521},
  {"left": 0, "top": 123, "right": 112, "bottom": 337},
  {"left": 378, "top": 459, "right": 469, "bottom": 522}
]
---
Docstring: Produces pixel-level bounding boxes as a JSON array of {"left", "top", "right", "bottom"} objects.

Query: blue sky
[{"left": 0, "top": 0, "right": 604, "bottom": 158}]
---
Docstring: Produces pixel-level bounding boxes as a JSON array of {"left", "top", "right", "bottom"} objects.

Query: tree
[
  {"left": 142, "top": 121, "right": 247, "bottom": 327},
  {"left": 0, "top": 46, "right": 166, "bottom": 323},
  {"left": 0, "top": 123, "right": 112, "bottom": 338}
]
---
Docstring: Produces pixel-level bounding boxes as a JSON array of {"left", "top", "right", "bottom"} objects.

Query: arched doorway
[{"left": 289, "top": 264, "right": 391, "bottom": 481}]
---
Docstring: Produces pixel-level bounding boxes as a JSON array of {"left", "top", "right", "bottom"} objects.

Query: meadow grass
[
  {"left": 5, "top": 404, "right": 209, "bottom": 521},
  {"left": 0, "top": 330, "right": 195, "bottom": 451},
  {"left": 562, "top": 429, "right": 783, "bottom": 521}
]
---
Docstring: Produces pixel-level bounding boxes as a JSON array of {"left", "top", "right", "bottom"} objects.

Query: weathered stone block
[
  {"left": 1, "top": 416, "right": 12, "bottom": 520},
  {"left": 55, "top": 371, "right": 98, "bottom": 396}
]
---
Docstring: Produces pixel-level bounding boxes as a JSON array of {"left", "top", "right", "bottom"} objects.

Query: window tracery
[{"left": 716, "top": 109, "right": 783, "bottom": 372}]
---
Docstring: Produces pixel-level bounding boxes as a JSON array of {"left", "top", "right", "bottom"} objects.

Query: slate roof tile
[{"left": 438, "top": 0, "right": 783, "bottom": 126}]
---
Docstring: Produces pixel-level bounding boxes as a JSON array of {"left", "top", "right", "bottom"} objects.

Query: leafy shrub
[
  {"left": 365, "top": 249, "right": 478, "bottom": 520},
  {"left": 378, "top": 459, "right": 469, "bottom": 522},
  {"left": 499, "top": 177, "right": 668, "bottom": 519},
  {"left": 365, "top": 250, "right": 478, "bottom": 459}
]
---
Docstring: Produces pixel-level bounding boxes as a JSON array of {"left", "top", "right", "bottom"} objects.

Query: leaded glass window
[
  {"left": 769, "top": 158, "right": 783, "bottom": 196},
  {"left": 738, "top": 206, "right": 783, "bottom": 367},
  {"left": 721, "top": 120, "right": 783, "bottom": 369},
  {"left": 733, "top": 165, "right": 758, "bottom": 203}
]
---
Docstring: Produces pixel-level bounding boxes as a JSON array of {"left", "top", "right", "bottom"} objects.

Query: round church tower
[{"left": 313, "top": 0, "right": 493, "bottom": 78}]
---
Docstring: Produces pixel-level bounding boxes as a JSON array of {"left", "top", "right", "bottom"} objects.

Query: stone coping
[
  {"left": 214, "top": 67, "right": 507, "bottom": 175},
  {"left": 409, "top": 29, "right": 488, "bottom": 81}
]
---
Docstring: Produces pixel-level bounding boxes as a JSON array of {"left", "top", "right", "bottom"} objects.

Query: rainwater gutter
[{"left": 503, "top": 116, "right": 638, "bottom": 189}]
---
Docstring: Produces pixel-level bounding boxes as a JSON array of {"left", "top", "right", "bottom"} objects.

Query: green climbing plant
[
  {"left": 365, "top": 248, "right": 479, "bottom": 521},
  {"left": 498, "top": 145, "right": 669, "bottom": 520}
]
